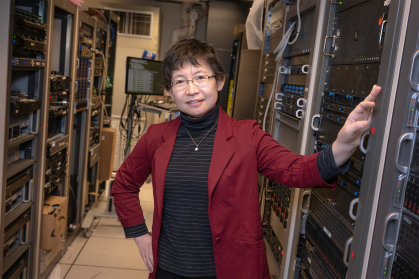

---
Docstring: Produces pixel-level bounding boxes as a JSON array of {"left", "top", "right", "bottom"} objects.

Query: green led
[
  {"left": 398, "top": 190, "right": 400, "bottom": 192},
  {"left": 398, "top": 195, "right": 400, "bottom": 197},
  {"left": 385, "top": 268, "right": 387, "bottom": 269},
  {"left": 332, "top": 55, "right": 335, "bottom": 58},
  {"left": 340, "top": 1, "right": 342, "bottom": 4}
]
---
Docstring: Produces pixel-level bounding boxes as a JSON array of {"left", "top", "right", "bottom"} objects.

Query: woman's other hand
[
  {"left": 332, "top": 85, "right": 382, "bottom": 167},
  {"left": 134, "top": 234, "right": 154, "bottom": 273}
]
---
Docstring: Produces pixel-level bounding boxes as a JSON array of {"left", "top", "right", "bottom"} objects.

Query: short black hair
[{"left": 162, "top": 39, "right": 226, "bottom": 91}]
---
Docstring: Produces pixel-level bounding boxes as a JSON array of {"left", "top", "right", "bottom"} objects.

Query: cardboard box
[
  {"left": 41, "top": 196, "right": 68, "bottom": 251},
  {"left": 234, "top": 24, "right": 245, "bottom": 36},
  {"left": 99, "top": 128, "right": 116, "bottom": 181}
]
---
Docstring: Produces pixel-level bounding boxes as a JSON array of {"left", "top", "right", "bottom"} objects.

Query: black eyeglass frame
[{"left": 170, "top": 74, "right": 216, "bottom": 89}]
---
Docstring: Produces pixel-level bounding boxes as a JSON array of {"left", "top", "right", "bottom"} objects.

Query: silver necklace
[{"left": 183, "top": 119, "right": 219, "bottom": 151}]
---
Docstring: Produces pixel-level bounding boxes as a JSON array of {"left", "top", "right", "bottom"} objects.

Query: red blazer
[{"left": 111, "top": 107, "right": 334, "bottom": 279}]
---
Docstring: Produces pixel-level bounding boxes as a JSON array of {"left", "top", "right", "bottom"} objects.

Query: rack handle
[
  {"left": 302, "top": 65, "right": 309, "bottom": 74},
  {"left": 301, "top": 190, "right": 311, "bottom": 214},
  {"left": 349, "top": 198, "right": 359, "bottom": 220},
  {"left": 296, "top": 109, "right": 305, "bottom": 119},
  {"left": 279, "top": 66, "right": 288, "bottom": 74},
  {"left": 382, "top": 212, "right": 400, "bottom": 252},
  {"left": 274, "top": 102, "right": 282, "bottom": 109},
  {"left": 20, "top": 221, "right": 30, "bottom": 245},
  {"left": 76, "top": 58, "right": 79, "bottom": 69},
  {"left": 395, "top": 133, "right": 414, "bottom": 174},
  {"left": 343, "top": 237, "right": 353, "bottom": 267},
  {"left": 297, "top": 98, "right": 306, "bottom": 108},
  {"left": 311, "top": 114, "right": 321, "bottom": 131},
  {"left": 409, "top": 50, "right": 419, "bottom": 91},
  {"left": 22, "top": 179, "right": 33, "bottom": 202},
  {"left": 379, "top": 20, "right": 388, "bottom": 48},
  {"left": 359, "top": 131, "right": 369, "bottom": 154},
  {"left": 275, "top": 93, "right": 283, "bottom": 101},
  {"left": 323, "top": 35, "right": 336, "bottom": 57}
]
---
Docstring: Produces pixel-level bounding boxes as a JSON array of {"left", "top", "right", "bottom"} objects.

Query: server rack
[
  {"left": 257, "top": 1, "right": 330, "bottom": 278},
  {"left": 297, "top": 0, "right": 413, "bottom": 278},
  {"left": 258, "top": 0, "right": 416, "bottom": 278},
  {"left": 307, "top": 0, "right": 410, "bottom": 278},
  {"left": 67, "top": 10, "right": 95, "bottom": 242},
  {"left": 86, "top": 18, "right": 108, "bottom": 207},
  {"left": 0, "top": 1, "right": 107, "bottom": 277},
  {"left": 1, "top": 0, "right": 49, "bottom": 277},
  {"left": 34, "top": 1, "right": 78, "bottom": 277},
  {"left": 362, "top": 0, "right": 419, "bottom": 277}
]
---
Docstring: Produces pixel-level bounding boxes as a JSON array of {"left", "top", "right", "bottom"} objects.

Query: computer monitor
[{"left": 125, "top": 57, "right": 164, "bottom": 95}]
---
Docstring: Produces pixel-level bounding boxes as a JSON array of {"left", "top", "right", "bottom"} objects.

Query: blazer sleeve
[
  {"left": 250, "top": 121, "right": 335, "bottom": 189},
  {"left": 110, "top": 125, "right": 153, "bottom": 228}
]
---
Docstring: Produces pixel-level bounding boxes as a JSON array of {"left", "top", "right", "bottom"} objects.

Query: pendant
[{"left": 195, "top": 147, "right": 198, "bottom": 151}]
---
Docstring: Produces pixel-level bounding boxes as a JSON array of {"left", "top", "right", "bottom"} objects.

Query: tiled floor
[{"left": 47, "top": 180, "right": 154, "bottom": 279}]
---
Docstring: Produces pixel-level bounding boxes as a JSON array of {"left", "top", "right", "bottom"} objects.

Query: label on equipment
[
  {"left": 323, "top": 226, "right": 332, "bottom": 238},
  {"left": 403, "top": 216, "right": 412, "bottom": 225}
]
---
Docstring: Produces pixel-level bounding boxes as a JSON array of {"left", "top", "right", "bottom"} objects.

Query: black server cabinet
[
  {"left": 305, "top": 0, "right": 415, "bottom": 278},
  {"left": 363, "top": 0, "right": 419, "bottom": 277}
]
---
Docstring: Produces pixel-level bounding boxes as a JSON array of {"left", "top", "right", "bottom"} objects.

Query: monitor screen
[{"left": 125, "top": 57, "right": 163, "bottom": 95}]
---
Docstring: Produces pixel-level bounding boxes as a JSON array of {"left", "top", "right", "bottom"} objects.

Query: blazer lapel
[
  {"left": 154, "top": 117, "right": 181, "bottom": 214},
  {"left": 208, "top": 107, "right": 236, "bottom": 198}
]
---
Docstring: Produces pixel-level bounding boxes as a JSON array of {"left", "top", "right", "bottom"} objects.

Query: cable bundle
[{"left": 263, "top": 0, "right": 301, "bottom": 131}]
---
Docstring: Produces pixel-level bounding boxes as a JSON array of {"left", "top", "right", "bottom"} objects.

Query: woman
[{"left": 111, "top": 39, "right": 380, "bottom": 279}]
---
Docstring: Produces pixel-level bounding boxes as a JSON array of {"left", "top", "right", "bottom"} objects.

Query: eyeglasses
[{"left": 170, "top": 74, "right": 216, "bottom": 92}]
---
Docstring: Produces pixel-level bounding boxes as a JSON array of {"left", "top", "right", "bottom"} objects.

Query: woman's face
[{"left": 168, "top": 60, "right": 225, "bottom": 118}]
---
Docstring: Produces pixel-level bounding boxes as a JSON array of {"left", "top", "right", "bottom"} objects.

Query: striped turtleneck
[{"left": 157, "top": 105, "right": 219, "bottom": 277}]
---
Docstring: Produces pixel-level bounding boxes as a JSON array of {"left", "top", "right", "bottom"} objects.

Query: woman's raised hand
[{"left": 332, "top": 85, "right": 382, "bottom": 167}]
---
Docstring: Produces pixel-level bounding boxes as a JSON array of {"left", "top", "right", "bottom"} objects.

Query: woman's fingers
[
  {"left": 350, "top": 101, "right": 375, "bottom": 116},
  {"left": 149, "top": 250, "right": 154, "bottom": 273},
  {"left": 364, "top": 85, "right": 382, "bottom": 102}
]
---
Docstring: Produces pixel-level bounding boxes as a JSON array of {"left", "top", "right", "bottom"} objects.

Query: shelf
[
  {"left": 5, "top": 201, "right": 33, "bottom": 227},
  {"left": 7, "top": 159, "right": 35, "bottom": 179},
  {"left": 2, "top": 243, "right": 30, "bottom": 275},
  {"left": 8, "top": 134, "right": 35, "bottom": 149},
  {"left": 275, "top": 111, "right": 301, "bottom": 131}
]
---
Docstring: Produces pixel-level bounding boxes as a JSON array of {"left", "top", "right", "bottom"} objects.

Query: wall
[{"left": 206, "top": 0, "right": 252, "bottom": 111}]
